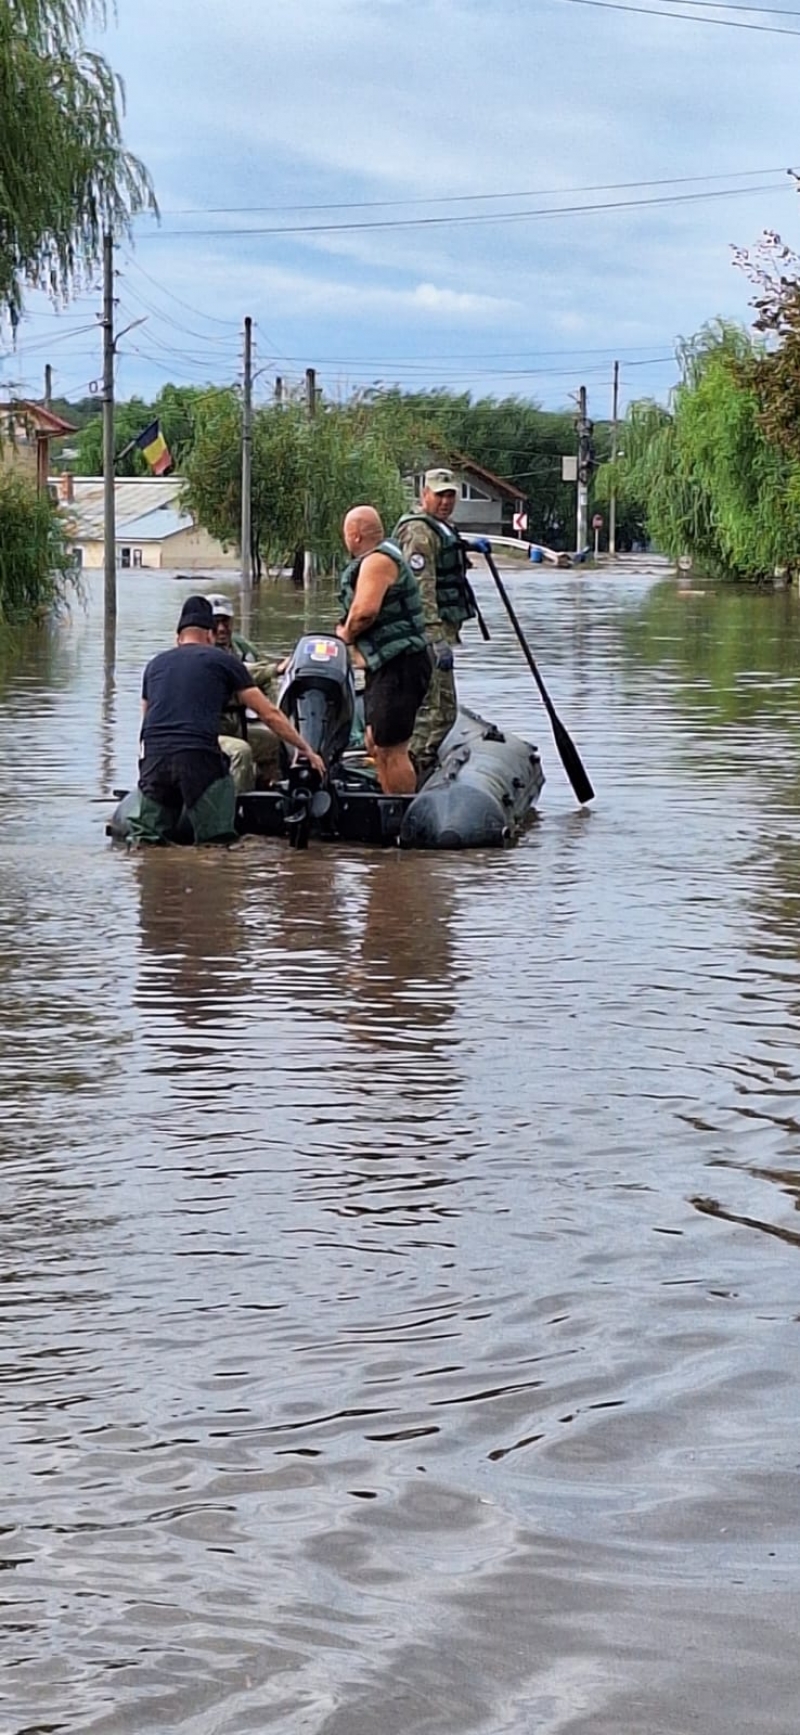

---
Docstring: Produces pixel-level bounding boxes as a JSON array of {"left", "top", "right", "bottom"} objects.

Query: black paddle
[{"left": 480, "top": 548, "right": 594, "bottom": 806}]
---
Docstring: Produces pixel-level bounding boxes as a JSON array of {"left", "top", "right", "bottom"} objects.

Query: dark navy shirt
[{"left": 141, "top": 644, "right": 253, "bottom": 755}]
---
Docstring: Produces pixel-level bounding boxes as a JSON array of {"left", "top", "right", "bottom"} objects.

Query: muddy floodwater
[{"left": 3, "top": 560, "right": 800, "bottom": 1734}]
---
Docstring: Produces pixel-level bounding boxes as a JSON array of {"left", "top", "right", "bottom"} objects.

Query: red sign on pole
[
  {"left": 513, "top": 511, "right": 528, "bottom": 533},
  {"left": 592, "top": 513, "right": 603, "bottom": 529}
]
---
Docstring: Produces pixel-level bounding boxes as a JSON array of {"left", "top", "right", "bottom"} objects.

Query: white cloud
[
  {"left": 191, "top": 256, "right": 518, "bottom": 323},
  {"left": 22, "top": 0, "right": 798, "bottom": 412}
]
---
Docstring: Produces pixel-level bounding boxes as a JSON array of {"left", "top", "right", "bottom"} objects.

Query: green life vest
[
  {"left": 394, "top": 512, "right": 477, "bottom": 630},
  {"left": 232, "top": 630, "right": 259, "bottom": 662},
  {"left": 339, "top": 539, "right": 427, "bottom": 672}
]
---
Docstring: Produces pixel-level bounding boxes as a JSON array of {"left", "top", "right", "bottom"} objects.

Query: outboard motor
[
  {"left": 278, "top": 634, "right": 355, "bottom": 764},
  {"left": 276, "top": 635, "right": 355, "bottom": 849}
]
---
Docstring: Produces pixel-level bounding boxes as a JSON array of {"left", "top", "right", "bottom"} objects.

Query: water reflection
[
  {"left": 5, "top": 566, "right": 800, "bottom": 1735},
  {"left": 133, "top": 849, "right": 250, "bottom": 1038}
]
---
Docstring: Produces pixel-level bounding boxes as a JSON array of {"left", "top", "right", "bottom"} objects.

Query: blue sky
[{"left": 4, "top": 0, "right": 800, "bottom": 420}]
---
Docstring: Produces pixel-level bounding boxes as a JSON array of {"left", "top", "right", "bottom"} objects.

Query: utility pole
[
  {"left": 240, "top": 315, "right": 253, "bottom": 592},
  {"left": 609, "top": 360, "right": 619, "bottom": 558},
  {"left": 274, "top": 375, "right": 283, "bottom": 405},
  {"left": 575, "top": 384, "right": 592, "bottom": 554},
  {"left": 304, "top": 367, "right": 317, "bottom": 588},
  {"left": 102, "top": 231, "right": 116, "bottom": 625},
  {"left": 44, "top": 363, "right": 52, "bottom": 410}
]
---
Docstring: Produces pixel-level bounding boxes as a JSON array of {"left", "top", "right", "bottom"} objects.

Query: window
[
  {"left": 120, "top": 546, "right": 131, "bottom": 568},
  {"left": 461, "top": 480, "right": 491, "bottom": 501},
  {"left": 132, "top": 548, "right": 143, "bottom": 568}
]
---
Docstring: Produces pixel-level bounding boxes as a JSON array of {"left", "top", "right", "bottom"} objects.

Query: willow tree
[
  {"left": 602, "top": 323, "right": 800, "bottom": 579},
  {"left": 183, "top": 395, "right": 407, "bottom": 577},
  {"left": 733, "top": 226, "right": 800, "bottom": 467},
  {"left": 0, "top": 0, "right": 155, "bottom": 320}
]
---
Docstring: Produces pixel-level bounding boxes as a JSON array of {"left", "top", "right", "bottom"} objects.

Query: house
[
  {"left": 1, "top": 400, "right": 77, "bottom": 492},
  {"left": 57, "top": 475, "right": 239, "bottom": 571},
  {"left": 409, "top": 457, "right": 527, "bottom": 537}
]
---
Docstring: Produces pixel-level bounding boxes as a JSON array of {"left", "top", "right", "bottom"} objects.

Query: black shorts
[{"left": 363, "top": 648, "right": 432, "bottom": 748}]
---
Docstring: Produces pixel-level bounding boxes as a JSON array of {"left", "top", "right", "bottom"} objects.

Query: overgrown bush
[{"left": 0, "top": 471, "right": 77, "bottom": 627}]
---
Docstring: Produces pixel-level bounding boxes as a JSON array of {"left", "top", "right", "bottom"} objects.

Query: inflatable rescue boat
[{"left": 107, "top": 633, "right": 544, "bottom": 851}]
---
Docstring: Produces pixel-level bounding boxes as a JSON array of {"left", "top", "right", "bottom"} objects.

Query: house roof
[
  {"left": 61, "top": 477, "right": 188, "bottom": 540},
  {"left": 116, "top": 507, "right": 193, "bottom": 543},
  {"left": 454, "top": 454, "right": 524, "bottom": 501},
  {"left": 2, "top": 399, "right": 77, "bottom": 436}
]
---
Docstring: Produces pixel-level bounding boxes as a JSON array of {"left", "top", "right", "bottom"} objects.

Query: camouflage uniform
[
  {"left": 219, "top": 657, "right": 285, "bottom": 792},
  {"left": 393, "top": 517, "right": 457, "bottom": 778}
]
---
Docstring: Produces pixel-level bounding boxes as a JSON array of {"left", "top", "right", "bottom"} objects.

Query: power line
[
  {"left": 659, "top": 0, "right": 800, "bottom": 11},
  {"left": 121, "top": 257, "right": 288, "bottom": 362},
  {"left": 121, "top": 256, "right": 240, "bottom": 328},
  {"left": 158, "top": 165, "right": 789, "bottom": 216},
  {"left": 140, "top": 180, "right": 792, "bottom": 242},
  {"left": 272, "top": 344, "right": 676, "bottom": 365},
  {"left": 116, "top": 279, "right": 240, "bottom": 350},
  {"left": 563, "top": 0, "right": 800, "bottom": 30}
]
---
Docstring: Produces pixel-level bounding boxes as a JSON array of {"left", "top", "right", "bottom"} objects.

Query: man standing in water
[
  {"left": 336, "top": 507, "right": 431, "bottom": 795},
  {"left": 393, "top": 468, "right": 485, "bottom": 782},
  {"left": 129, "top": 595, "right": 324, "bottom": 845}
]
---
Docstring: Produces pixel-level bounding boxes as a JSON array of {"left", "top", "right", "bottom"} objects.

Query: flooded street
[{"left": 3, "top": 559, "right": 800, "bottom": 1733}]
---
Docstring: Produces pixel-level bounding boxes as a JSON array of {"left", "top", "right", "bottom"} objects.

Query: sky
[{"left": 4, "top": 0, "right": 800, "bottom": 421}]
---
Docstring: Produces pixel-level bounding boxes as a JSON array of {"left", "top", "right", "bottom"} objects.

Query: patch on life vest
[
  {"left": 409, "top": 553, "right": 426, "bottom": 572},
  {"left": 309, "top": 639, "right": 339, "bottom": 660}
]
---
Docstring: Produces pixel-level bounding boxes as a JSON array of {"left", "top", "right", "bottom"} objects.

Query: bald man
[{"left": 336, "top": 506, "right": 432, "bottom": 794}]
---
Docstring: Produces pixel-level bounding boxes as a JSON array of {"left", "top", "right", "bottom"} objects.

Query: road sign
[
  {"left": 592, "top": 514, "right": 603, "bottom": 529},
  {"left": 513, "top": 511, "right": 528, "bottom": 533}
]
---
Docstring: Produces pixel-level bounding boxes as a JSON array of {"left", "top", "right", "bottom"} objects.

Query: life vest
[
  {"left": 338, "top": 539, "right": 427, "bottom": 672},
  {"left": 394, "top": 512, "right": 477, "bottom": 631}
]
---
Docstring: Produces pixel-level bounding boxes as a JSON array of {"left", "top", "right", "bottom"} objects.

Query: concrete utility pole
[
  {"left": 575, "top": 384, "right": 592, "bottom": 554},
  {"left": 44, "top": 363, "right": 52, "bottom": 410},
  {"left": 609, "top": 360, "right": 619, "bottom": 558},
  {"left": 240, "top": 315, "right": 253, "bottom": 592},
  {"left": 102, "top": 231, "right": 116, "bottom": 624},
  {"left": 304, "top": 367, "right": 317, "bottom": 588},
  {"left": 274, "top": 375, "right": 283, "bottom": 405}
]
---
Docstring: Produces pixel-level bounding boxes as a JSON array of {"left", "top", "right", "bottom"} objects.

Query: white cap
[{"left": 205, "top": 593, "right": 234, "bottom": 619}]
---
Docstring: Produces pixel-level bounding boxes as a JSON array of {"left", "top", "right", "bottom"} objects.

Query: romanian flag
[{"left": 135, "top": 419, "right": 172, "bottom": 475}]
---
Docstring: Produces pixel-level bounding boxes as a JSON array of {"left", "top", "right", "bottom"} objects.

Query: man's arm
[
  {"left": 336, "top": 551, "right": 398, "bottom": 644},
  {"left": 237, "top": 685, "right": 325, "bottom": 775},
  {"left": 394, "top": 521, "right": 444, "bottom": 639},
  {"left": 245, "top": 657, "right": 285, "bottom": 699}
]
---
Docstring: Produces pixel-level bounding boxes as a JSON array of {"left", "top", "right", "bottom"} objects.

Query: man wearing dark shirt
[{"left": 129, "top": 595, "right": 325, "bottom": 845}]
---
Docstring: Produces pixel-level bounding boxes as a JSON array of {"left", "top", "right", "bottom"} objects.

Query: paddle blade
[{"left": 551, "top": 712, "right": 594, "bottom": 805}]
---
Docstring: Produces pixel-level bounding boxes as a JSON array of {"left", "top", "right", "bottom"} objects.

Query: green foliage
[
  {"left": 364, "top": 388, "right": 577, "bottom": 546},
  {"left": 0, "top": 468, "right": 76, "bottom": 626},
  {"left": 74, "top": 383, "right": 216, "bottom": 474},
  {"left": 0, "top": 0, "right": 155, "bottom": 319},
  {"left": 183, "top": 394, "right": 407, "bottom": 573},
  {"left": 610, "top": 322, "right": 800, "bottom": 579}
]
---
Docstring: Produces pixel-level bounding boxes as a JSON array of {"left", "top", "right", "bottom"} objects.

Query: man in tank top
[{"left": 336, "top": 507, "right": 431, "bottom": 795}]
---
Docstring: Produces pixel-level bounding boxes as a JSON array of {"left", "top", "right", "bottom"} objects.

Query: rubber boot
[
  {"left": 126, "top": 791, "right": 180, "bottom": 846},
  {"left": 187, "top": 774, "right": 238, "bottom": 844}
]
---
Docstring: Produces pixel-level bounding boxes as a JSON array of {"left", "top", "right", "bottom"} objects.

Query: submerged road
[{"left": 1, "top": 560, "right": 799, "bottom": 1733}]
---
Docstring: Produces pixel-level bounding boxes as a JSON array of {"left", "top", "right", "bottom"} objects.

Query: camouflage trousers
[
  {"left": 219, "top": 734, "right": 255, "bottom": 794},
  {"left": 409, "top": 664, "right": 457, "bottom": 781},
  {"left": 247, "top": 722, "right": 282, "bottom": 785}
]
